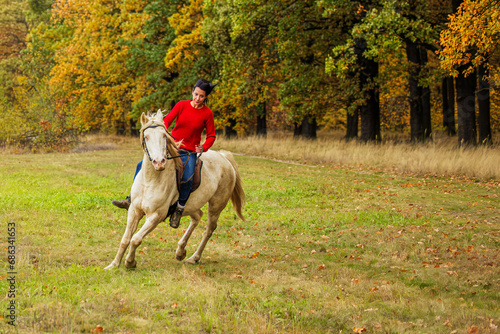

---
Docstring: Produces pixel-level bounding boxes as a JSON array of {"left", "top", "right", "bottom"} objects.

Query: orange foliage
[{"left": 438, "top": 0, "right": 500, "bottom": 77}]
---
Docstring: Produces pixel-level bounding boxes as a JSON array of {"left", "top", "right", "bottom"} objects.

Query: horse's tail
[{"left": 220, "top": 150, "right": 246, "bottom": 221}]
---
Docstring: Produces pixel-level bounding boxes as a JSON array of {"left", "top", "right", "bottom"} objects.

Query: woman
[{"left": 112, "top": 79, "right": 217, "bottom": 229}]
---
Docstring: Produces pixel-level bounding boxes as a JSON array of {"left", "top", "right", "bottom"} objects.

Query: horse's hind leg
[
  {"left": 176, "top": 209, "right": 202, "bottom": 261},
  {"left": 105, "top": 209, "right": 143, "bottom": 270},
  {"left": 186, "top": 209, "right": 221, "bottom": 264},
  {"left": 124, "top": 213, "right": 162, "bottom": 268}
]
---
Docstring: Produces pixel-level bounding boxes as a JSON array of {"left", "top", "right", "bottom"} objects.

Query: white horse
[{"left": 105, "top": 111, "right": 245, "bottom": 269}]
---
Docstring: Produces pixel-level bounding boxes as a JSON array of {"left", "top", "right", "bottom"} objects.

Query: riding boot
[
  {"left": 112, "top": 195, "right": 131, "bottom": 210},
  {"left": 169, "top": 204, "right": 184, "bottom": 229}
]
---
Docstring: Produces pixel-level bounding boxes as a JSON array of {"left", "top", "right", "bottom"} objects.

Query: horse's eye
[{"left": 145, "top": 135, "right": 149, "bottom": 140}]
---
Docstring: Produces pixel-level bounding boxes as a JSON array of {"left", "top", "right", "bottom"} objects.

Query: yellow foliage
[
  {"left": 164, "top": 0, "right": 204, "bottom": 72},
  {"left": 48, "top": 0, "right": 151, "bottom": 132}
]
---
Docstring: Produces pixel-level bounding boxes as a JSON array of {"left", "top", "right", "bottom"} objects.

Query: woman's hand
[{"left": 195, "top": 145, "right": 204, "bottom": 154}]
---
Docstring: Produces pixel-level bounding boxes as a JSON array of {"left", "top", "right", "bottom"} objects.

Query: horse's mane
[{"left": 166, "top": 132, "right": 183, "bottom": 170}]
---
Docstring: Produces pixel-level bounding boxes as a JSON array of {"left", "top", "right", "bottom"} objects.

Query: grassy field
[{"left": 0, "top": 135, "right": 498, "bottom": 333}]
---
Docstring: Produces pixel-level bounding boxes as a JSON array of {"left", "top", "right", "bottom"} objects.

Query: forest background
[{"left": 0, "top": 0, "right": 499, "bottom": 149}]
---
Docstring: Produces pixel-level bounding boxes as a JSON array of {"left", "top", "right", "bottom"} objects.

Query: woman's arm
[{"left": 201, "top": 113, "right": 216, "bottom": 152}]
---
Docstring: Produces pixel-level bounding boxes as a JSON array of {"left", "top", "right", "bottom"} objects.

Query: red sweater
[{"left": 163, "top": 100, "right": 216, "bottom": 152}]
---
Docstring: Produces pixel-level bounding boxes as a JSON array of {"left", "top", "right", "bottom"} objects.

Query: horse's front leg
[
  {"left": 124, "top": 212, "right": 162, "bottom": 269},
  {"left": 176, "top": 209, "right": 203, "bottom": 261},
  {"left": 105, "top": 208, "right": 143, "bottom": 270},
  {"left": 186, "top": 210, "right": 220, "bottom": 264}
]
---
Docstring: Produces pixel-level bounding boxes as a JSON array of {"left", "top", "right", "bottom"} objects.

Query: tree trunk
[
  {"left": 456, "top": 66, "right": 477, "bottom": 146},
  {"left": 255, "top": 102, "right": 267, "bottom": 137},
  {"left": 420, "top": 47, "right": 432, "bottom": 139},
  {"left": 355, "top": 39, "right": 381, "bottom": 142},
  {"left": 442, "top": 77, "right": 456, "bottom": 136},
  {"left": 224, "top": 118, "right": 238, "bottom": 139},
  {"left": 477, "top": 64, "right": 492, "bottom": 145},
  {"left": 359, "top": 94, "right": 380, "bottom": 142},
  {"left": 345, "top": 107, "right": 358, "bottom": 140},
  {"left": 130, "top": 118, "right": 139, "bottom": 137},
  {"left": 406, "top": 40, "right": 423, "bottom": 141},
  {"left": 406, "top": 40, "right": 432, "bottom": 142},
  {"left": 294, "top": 116, "right": 317, "bottom": 139}
]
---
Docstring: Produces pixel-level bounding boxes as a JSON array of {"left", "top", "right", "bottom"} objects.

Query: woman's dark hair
[{"left": 193, "top": 79, "right": 217, "bottom": 96}]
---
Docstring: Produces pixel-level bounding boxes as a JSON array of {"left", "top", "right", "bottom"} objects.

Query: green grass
[{"left": 0, "top": 137, "right": 498, "bottom": 333}]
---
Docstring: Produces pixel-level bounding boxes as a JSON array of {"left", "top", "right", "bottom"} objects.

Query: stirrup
[
  {"left": 112, "top": 195, "right": 131, "bottom": 210},
  {"left": 169, "top": 206, "right": 184, "bottom": 229}
]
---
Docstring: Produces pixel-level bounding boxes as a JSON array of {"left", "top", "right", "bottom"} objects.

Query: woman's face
[{"left": 192, "top": 87, "right": 207, "bottom": 108}]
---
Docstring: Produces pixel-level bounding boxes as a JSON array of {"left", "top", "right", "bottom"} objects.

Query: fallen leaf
[
  {"left": 353, "top": 326, "right": 367, "bottom": 333},
  {"left": 467, "top": 326, "right": 479, "bottom": 334},
  {"left": 250, "top": 252, "right": 259, "bottom": 259},
  {"left": 490, "top": 319, "right": 498, "bottom": 331},
  {"left": 91, "top": 325, "right": 103, "bottom": 333}
]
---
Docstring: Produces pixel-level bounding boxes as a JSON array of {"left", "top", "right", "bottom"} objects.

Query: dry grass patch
[{"left": 217, "top": 131, "right": 500, "bottom": 180}]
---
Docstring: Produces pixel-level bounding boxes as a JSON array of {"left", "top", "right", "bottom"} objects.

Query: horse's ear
[
  {"left": 140, "top": 112, "right": 148, "bottom": 126},
  {"left": 155, "top": 109, "right": 164, "bottom": 121}
]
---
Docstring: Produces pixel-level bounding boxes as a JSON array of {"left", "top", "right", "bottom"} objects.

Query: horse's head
[{"left": 140, "top": 110, "right": 168, "bottom": 171}]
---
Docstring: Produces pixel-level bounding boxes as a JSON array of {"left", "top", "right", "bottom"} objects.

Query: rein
[{"left": 167, "top": 151, "right": 197, "bottom": 160}]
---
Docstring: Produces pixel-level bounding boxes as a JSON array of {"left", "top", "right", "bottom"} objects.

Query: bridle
[
  {"left": 140, "top": 121, "right": 197, "bottom": 162},
  {"left": 140, "top": 121, "right": 167, "bottom": 162}
]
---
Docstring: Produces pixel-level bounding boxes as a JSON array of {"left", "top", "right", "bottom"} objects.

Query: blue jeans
[
  {"left": 178, "top": 151, "right": 197, "bottom": 206},
  {"left": 133, "top": 161, "right": 143, "bottom": 180},
  {"left": 133, "top": 151, "right": 197, "bottom": 206}
]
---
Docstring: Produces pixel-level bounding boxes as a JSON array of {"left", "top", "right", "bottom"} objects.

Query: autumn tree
[
  {"left": 127, "top": 0, "right": 191, "bottom": 118},
  {"left": 0, "top": 0, "right": 29, "bottom": 101},
  {"left": 275, "top": 0, "right": 344, "bottom": 139},
  {"left": 324, "top": 1, "right": 383, "bottom": 142},
  {"left": 325, "top": 0, "right": 455, "bottom": 143},
  {"left": 205, "top": 0, "right": 345, "bottom": 139},
  {"left": 203, "top": 0, "right": 281, "bottom": 137},
  {"left": 439, "top": 0, "right": 499, "bottom": 145},
  {"left": 162, "top": 0, "right": 218, "bottom": 107},
  {"left": 44, "top": 0, "right": 150, "bottom": 133},
  {"left": 0, "top": 0, "right": 71, "bottom": 148}
]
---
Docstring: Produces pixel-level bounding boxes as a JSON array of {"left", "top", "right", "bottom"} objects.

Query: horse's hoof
[
  {"left": 104, "top": 263, "right": 117, "bottom": 270},
  {"left": 125, "top": 259, "right": 137, "bottom": 269},
  {"left": 176, "top": 250, "right": 186, "bottom": 261},
  {"left": 185, "top": 256, "right": 199, "bottom": 264}
]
